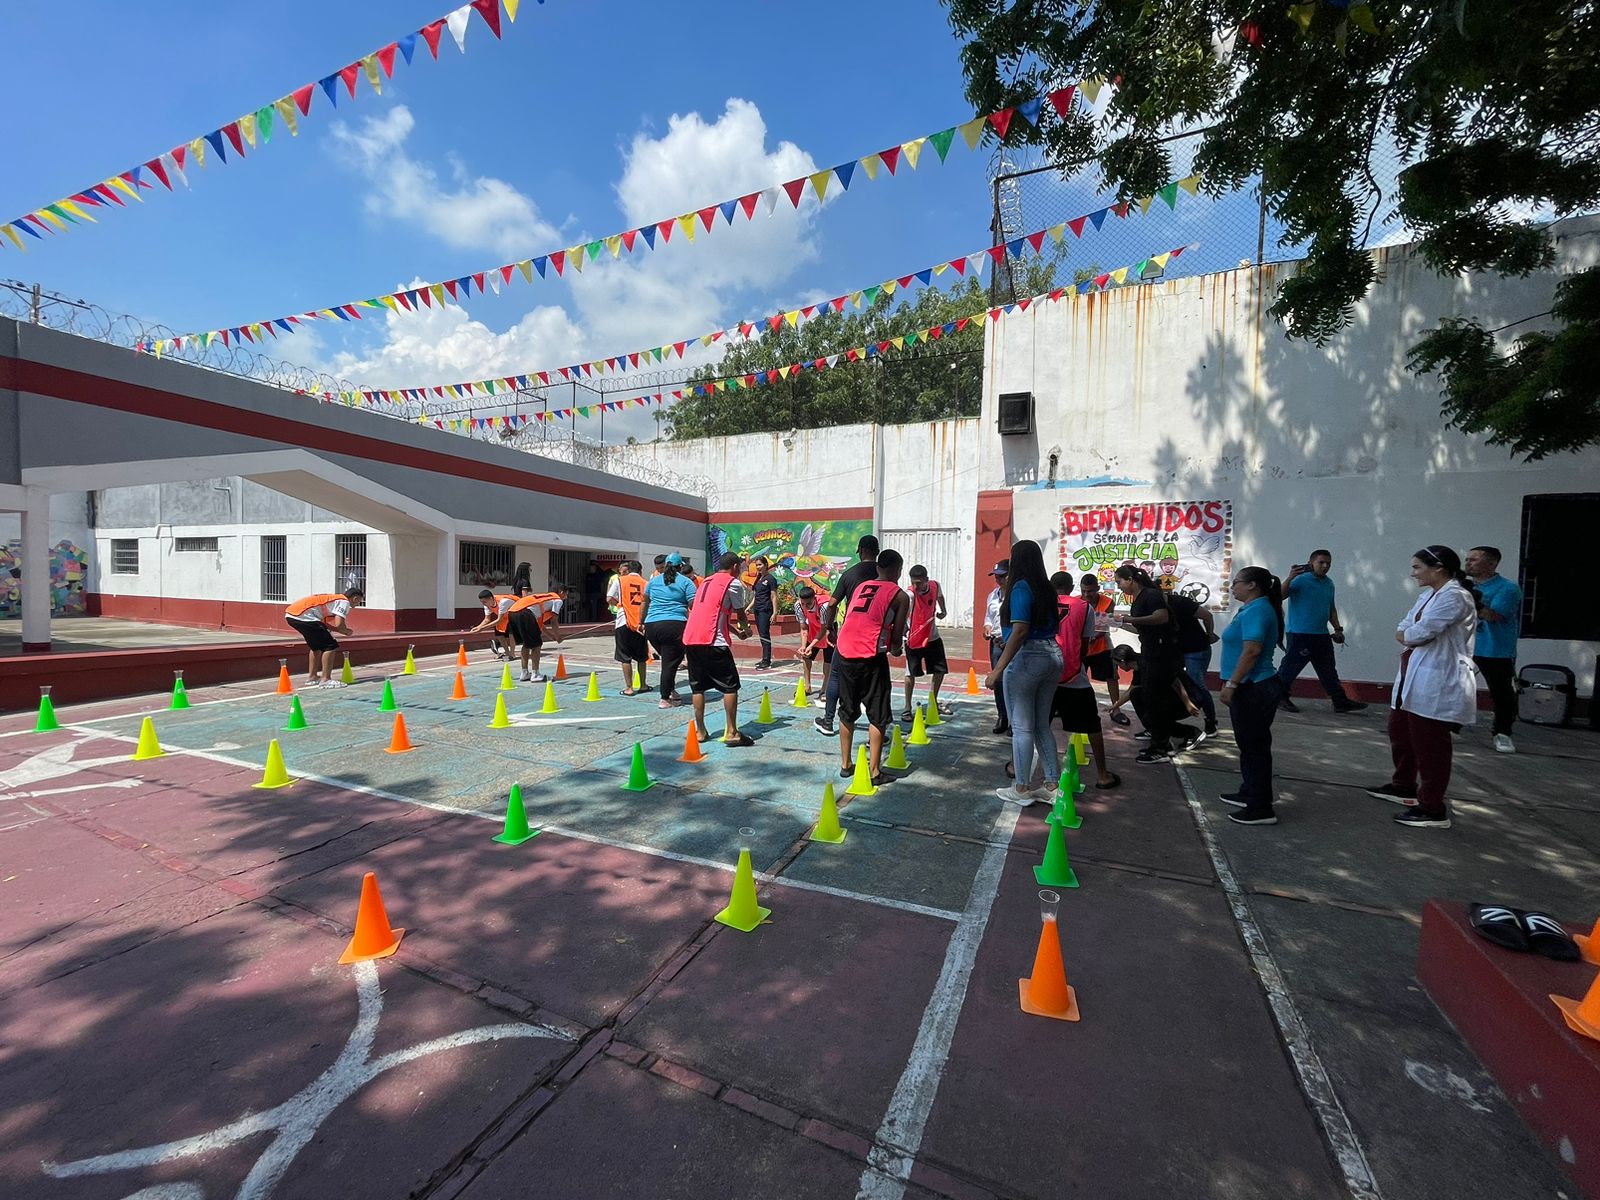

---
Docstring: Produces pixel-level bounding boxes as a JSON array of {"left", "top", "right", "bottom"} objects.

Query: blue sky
[{"left": 2, "top": 0, "right": 1280, "bottom": 442}]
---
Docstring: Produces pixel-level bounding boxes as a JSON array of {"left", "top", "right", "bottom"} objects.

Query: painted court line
[
  {"left": 857, "top": 802, "right": 1022, "bottom": 1198},
  {"left": 63, "top": 729, "right": 962, "bottom": 924},
  {"left": 1173, "top": 762, "right": 1382, "bottom": 1200}
]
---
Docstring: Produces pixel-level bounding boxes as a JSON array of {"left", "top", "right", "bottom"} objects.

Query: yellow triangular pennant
[
  {"left": 189, "top": 137, "right": 207, "bottom": 168},
  {"left": 1049, "top": 224, "right": 1066, "bottom": 243},
  {"left": 1151, "top": 252, "right": 1171, "bottom": 269},
  {"left": 882, "top": 280, "right": 897, "bottom": 295},
  {"left": 362, "top": 55, "right": 382, "bottom": 93},
  {"left": 809, "top": 170, "right": 830, "bottom": 201},
  {"left": 891, "top": 336, "right": 905, "bottom": 351},
  {"left": 1081, "top": 76, "right": 1106, "bottom": 104},
  {"left": 239, "top": 113, "right": 257, "bottom": 147},
  {"left": 849, "top": 291, "right": 863, "bottom": 307},
  {"left": 59, "top": 200, "right": 96, "bottom": 223},
  {"left": 606, "top": 234, "right": 623, "bottom": 257},
  {"left": 274, "top": 97, "right": 299, "bottom": 136},
  {"left": 1177, "top": 175, "right": 1202, "bottom": 195},
  {"left": 108, "top": 176, "right": 140, "bottom": 201},
  {"left": 784, "top": 310, "right": 800, "bottom": 327},
  {"left": 517, "top": 259, "right": 532, "bottom": 283},
  {"left": 958, "top": 117, "right": 986, "bottom": 150},
  {"left": 35, "top": 209, "right": 66, "bottom": 230},
  {"left": 677, "top": 214, "right": 696, "bottom": 241},
  {"left": 860, "top": 154, "right": 880, "bottom": 181},
  {"left": 380, "top": 296, "right": 399, "bottom": 311},
  {"left": 1139, "top": 195, "right": 1153, "bottom": 214},
  {"left": 1111, "top": 267, "right": 1129, "bottom": 284},
  {"left": 568, "top": 244, "right": 586, "bottom": 271},
  {"left": 0, "top": 224, "right": 22, "bottom": 250},
  {"left": 901, "top": 138, "right": 925, "bottom": 169},
  {"left": 504, "top": 0, "right": 520, "bottom": 19},
  {"left": 431, "top": 284, "right": 446, "bottom": 305},
  {"left": 932, "top": 262, "right": 947, "bottom": 275}
]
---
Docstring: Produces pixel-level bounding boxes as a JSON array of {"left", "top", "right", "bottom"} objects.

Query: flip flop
[
  {"left": 619, "top": 688, "right": 640, "bottom": 696},
  {"left": 1520, "top": 910, "right": 1581, "bottom": 961},
  {"left": 900, "top": 710, "right": 914, "bottom": 723},
  {"left": 722, "top": 732, "right": 755, "bottom": 747},
  {"left": 1095, "top": 773, "right": 1122, "bottom": 790},
  {"left": 1468, "top": 903, "right": 1530, "bottom": 952},
  {"left": 1110, "top": 711, "right": 1131, "bottom": 727}
]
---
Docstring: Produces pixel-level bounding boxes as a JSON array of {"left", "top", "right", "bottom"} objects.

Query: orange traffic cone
[
  {"left": 1019, "top": 916, "right": 1080, "bottom": 1021},
  {"left": 966, "top": 667, "right": 980, "bottom": 695},
  {"left": 276, "top": 663, "right": 294, "bottom": 694},
  {"left": 385, "top": 713, "right": 416, "bottom": 754},
  {"left": 338, "top": 871, "right": 405, "bottom": 964},
  {"left": 456, "top": 641, "right": 468, "bottom": 667},
  {"left": 449, "top": 671, "right": 469, "bottom": 701},
  {"left": 1552, "top": 969, "right": 1600, "bottom": 1042},
  {"left": 1575, "top": 914, "right": 1600, "bottom": 965},
  {"left": 678, "top": 722, "right": 706, "bottom": 763},
  {"left": 555, "top": 653, "right": 568, "bottom": 681}
]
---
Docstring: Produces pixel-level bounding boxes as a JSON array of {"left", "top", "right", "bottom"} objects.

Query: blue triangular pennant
[
  {"left": 532, "top": 255, "right": 547, "bottom": 277},
  {"left": 719, "top": 199, "right": 738, "bottom": 224},
  {"left": 1088, "top": 208, "right": 1108, "bottom": 230},
  {"left": 204, "top": 130, "right": 228, "bottom": 163},
  {"left": 319, "top": 75, "right": 340, "bottom": 107},
  {"left": 398, "top": 32, "right": 418, "bottom": 64},
  {"left": 915, "top": 269, "right": 932, "bottom": 285},
  {"left": 640, "top": 225, "right": 657, "bottom": 250},
  {"left": 834, "top": 160, "right": 856, "bottom": 190},
  {"left": 1016, "top": 97, "right": 1043, "bottom": 126}
]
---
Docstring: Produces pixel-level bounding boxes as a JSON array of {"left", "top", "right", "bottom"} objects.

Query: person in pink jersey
[
  {"left": 901, "top": 564, "right": 950, "bottom": 722},
  {"left": 835, "top": 549, "right": 911, "bottom": 787},
  {"left": 682, "top": 551, "right": 756, "bottom": 747}
]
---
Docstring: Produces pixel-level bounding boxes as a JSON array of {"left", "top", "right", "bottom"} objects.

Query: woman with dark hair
[
  {"left": 641, "top": 553, "right": 696, "bottom": 708},
  {"left": 1114, "top": 564, "right": 1183, "bottom": 765},
  {"left": 1366, "top": 545, "right": 1479, "bottom": 830},
  {"left": 1217, "top": 566, "right": 1286, "bottom": 825},
  {"left": 984, "top": 539, "right": 1064, "bottom": 805}
]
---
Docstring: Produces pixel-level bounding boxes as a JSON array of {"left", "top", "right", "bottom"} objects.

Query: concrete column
[
  {"left": 435, "top": 529, "right": 456, "bottom": 622},
  {"left": 20, "top": 488, "right": 51, "bottom": 652}
]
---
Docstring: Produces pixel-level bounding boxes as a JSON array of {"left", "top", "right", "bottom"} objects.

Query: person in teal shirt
[
  {"left": 1275, "top": 549, "right": 1366, "bottom": 714},
  {"left": 1218, "top": 567, "right": 1287, "bottom": 825},
  {"left": 1465, "top": 545, "right": 1523, "bottom": 753}
]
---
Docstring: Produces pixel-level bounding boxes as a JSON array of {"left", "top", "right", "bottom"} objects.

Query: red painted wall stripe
[
  {"left": 709, "top": 507, "right": 873, "bottom": 523},
  {"left": 7, "top": 357, "right": 707, "bottom": 524}
]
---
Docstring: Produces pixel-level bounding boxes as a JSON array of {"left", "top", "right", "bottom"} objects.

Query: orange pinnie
[
  {"left": 449, "top": 671, "right": 469, "bottom": 701},
  {"left": 1019, "top": 918, "right": 1080, "bottom": 1021},
  {"left": 338, "top": 871, "right": 405, "bottom": 964},
  {"left": 385, "top": 713, "right": 416, "bottom": 754},
  {"left": 678, "top": 722, "right": 706, "bottom": 763}
]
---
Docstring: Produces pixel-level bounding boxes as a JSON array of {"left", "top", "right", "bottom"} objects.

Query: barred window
[
  {"left": 459, "top": 541, "right": 514, "bottom": 588},
  {"left": 111, "top": 539, "right": 139, "bottom": 575},
  {"left": 175, "top": 536, "right": 219, "bottom": 553},
  {"left": 261, "top": 535, "right": 287, "bottom": 603}
]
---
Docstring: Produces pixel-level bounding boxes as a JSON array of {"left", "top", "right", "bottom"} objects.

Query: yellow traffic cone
[
  {"left": 488, "top": 693, "right": 511, "bottom": 729},
  {"left": 632, "top": 663, "right": 643, "bottom": 691},
  {"left": 499, "top": 664, "right": 515, "bottom": 691},
  {"left": 252, "top": 738, "right": 294, "bottom": 789},
  {"left": 131, "top": 716, "right": 164, "bottom": 761},
  {"left": 402, "top": 645, "right": 417, "bottom": 675},
  {"left": 907, "top": 706, "right": 930, "bottom": 746},
  {"left": 885, "top": 723, "right": 909, "bottom": 770},
  {"left": 713, "top": 847, "right": 771, "bottom": 931},
  {"left": 811, "top": 781, "right": 846, "bottom": 843},
  {"left": 584, "top": 671, "right": 602, "bottom": 702},
  {"left": 756, "top": 688, "right": 774, "bottom": 725},
  {"left": 541, "top": 681, "right": 560, "bottom": 714},
  {"left": 925, "top": 700, "right": 942, "bottom": 728},
  {"left": 792, "top": 676, "right": 808, "bottom": 707},
  {"left": 845, "top": 744, "right": 878, "bottom": 796},
  {"left": 340, "top": 653, "right": 354, "bottom": 685}
]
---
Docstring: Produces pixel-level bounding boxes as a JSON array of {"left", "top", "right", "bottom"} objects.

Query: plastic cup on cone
[{"left": 1039, "top": 889, "right": 1060, "bottom": 923}]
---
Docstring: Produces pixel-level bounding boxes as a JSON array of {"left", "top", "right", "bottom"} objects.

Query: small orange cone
[
  {"left": 276, "top": 663, "right": 294, "bottom": 694},
  {"left": 338, "top": 871, "right": 405, "bottom": 964},
  {"left": 449, "top": 671, "right": 469, "bottom": 701},
  {"left": 456, "top": 641, "right": 468, "bottom": 667},
  {"left": 1575, "top": 914, "right": 1600, "bottom": 966},
  {"left": 1552, "top": 969, "right": 1600, "bottom": 1042},
  {"left": 555, "top": 653, "right": 568, "bottom": 681},
  {"left": 385, "top": 712, "right": 417, "bottom": 754},
  {"left": 966, "top": 667, "right": 980, "bottom": 695},
  {"left": 678, "top": 722, "right": 706, "bottom": 763},
  {"left": 1019, "top": 916, "right": 1080, "bottom": 1021}
]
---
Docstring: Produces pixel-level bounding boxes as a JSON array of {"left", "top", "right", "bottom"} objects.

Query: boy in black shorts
[
  {"left": 794, "top": 585, "right": 833, "bottom": 698},
  {"left": 834, "top": 550, "right": 910, "bottom": 786},
  {"left": 902, "top": 564, "right": 950, "bottom": 722},
  {"left": 1051, "top": 573, "right": 1120, "bottom": 789}
]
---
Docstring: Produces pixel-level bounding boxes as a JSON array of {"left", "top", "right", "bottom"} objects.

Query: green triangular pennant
[
  {"left": 863, "top": 285, "right": 881, "bottom": 305},
  {"left": 928, "top": 127, "right": 956, "bottom": 162},
  {"left": 257, "top": 106, "right": 274, "bottom": 143},
  {"left": 1158, "top": 182, "right": 1179, "bottom": 209}
]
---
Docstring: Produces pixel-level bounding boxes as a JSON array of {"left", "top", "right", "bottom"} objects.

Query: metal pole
[{"left": 30, "top": 283, "right": 42, "bottom": 323}]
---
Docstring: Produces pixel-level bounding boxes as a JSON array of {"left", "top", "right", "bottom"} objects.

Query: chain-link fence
[{"left": 988, "top": 128, "right": 1414, "bottom": 303}]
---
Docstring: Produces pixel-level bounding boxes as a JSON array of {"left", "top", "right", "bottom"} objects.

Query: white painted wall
[{"left": 983, "top": 216, "right": 1600, "bottom": 689}]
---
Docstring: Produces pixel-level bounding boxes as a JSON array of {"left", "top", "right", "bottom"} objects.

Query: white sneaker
[
  {"left": 322, "top": 680, "right": 346, "bottom": 689},
  {"left": 529, "top": 673, "right": 548, "bottom": 683},
  {"left": 995, "top": 786, "right": 1045, "bottom": 806},
  {"left": 1493, "top": 734, "right": 1516, "bottom": 754},
  {"left": 520, "top": 672, "right": 532, "bottom": 683}
]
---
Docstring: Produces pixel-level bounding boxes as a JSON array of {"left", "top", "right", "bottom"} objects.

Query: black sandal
[
  {"left": 723, "top": 732, "right": 755, "bottom": 747},
  {"left": 1521, "top": 910, "right": 1581, "bottom": 961},
  {"left": 1469, "top": 903, "right": 1529, "bottom": 952},
  {"left": 1095, "top": 773, "right": 1122, "bottom": 790}
]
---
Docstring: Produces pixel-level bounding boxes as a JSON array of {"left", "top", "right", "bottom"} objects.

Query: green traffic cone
[
  {"left": 379, "top": 679, "right": 397, "bottom": 712},
  {"left": 1051, "top": 786, "right": 1083, "bottom": 830},
  {"left": 493, "top": 783, "right": 540, "bottom": 845},
  {"left": 34, "top": 689, "right": 59, "bottom": 733},
  {"left": 170, "top": 676, "right": 190, "bottom": 711},
  {"left": 622, "top": 742, "right": 656, "bottom": 792},
  {"left": 1034, "top": 817, "right": 1080, "bottom": 888},
  {"left": 885, "top": 723, "right": 909, "bottom": 770},
  {"left": 845, "top": 744, "right": 877, "bottom": 796},
  {"left": 756, "top": 688, "right": 774, "bottom": 725},
  {"left": 284, "top": 695, "right": 308, "bottom": 731}
]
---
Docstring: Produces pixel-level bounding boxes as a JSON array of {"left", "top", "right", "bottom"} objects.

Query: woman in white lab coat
[{"left": 1366, "top": 545, "right": 1479, "bottom": 830}]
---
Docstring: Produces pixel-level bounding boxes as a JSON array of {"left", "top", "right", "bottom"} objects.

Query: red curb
[
  {"left": 553, "top": 1030, "right": 614, "bottom": 1086},
  {"left": 797, "top": 1117, "right": 874, "bottom": 1161},
  {"left": 648, "top": 1058, "right": 722, "bottom": 1098},
  {"left": 604, "top": 1041, "right": 649, "bottom": 1067},
  {"left": 722, "top": 1086, "right": 802, "bottom": 1131},
  {"left": 910, "top": 1161, "right": 1001, "bottom": 1200}
]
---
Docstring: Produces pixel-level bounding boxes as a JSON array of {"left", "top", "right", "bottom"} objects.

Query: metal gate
[
  {"left": 880, "top": 528, "right": 964, "bottom": 621},
  {"left": 261, "top": 535, "right": 286, "bottom": 603}
]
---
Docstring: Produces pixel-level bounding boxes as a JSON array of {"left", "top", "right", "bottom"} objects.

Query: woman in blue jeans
[
  {"left": 984, "top": 539, "right": 1064, "bottom": 806},
  {"left": 1217, "top": 566, "right": 1285, "bottom": 825}
]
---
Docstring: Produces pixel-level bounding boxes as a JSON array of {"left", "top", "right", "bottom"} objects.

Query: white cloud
[{"left": 329, "top": 106, "right": 563, "bottom": 258}]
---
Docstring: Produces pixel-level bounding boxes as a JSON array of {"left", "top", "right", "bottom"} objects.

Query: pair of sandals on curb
[{"left": 1469, "top": 903, "right": 1581, "bottom": 961}]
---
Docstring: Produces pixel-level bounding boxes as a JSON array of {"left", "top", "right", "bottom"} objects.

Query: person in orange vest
[
  {"left": 507, "top": 587, "right": 565, "bottom": 682},
  {"left": 607, "top": 560, "right": 650, "bottom": 695},
  {"left": 466, "top": 589, "right": 518, "bottom": 661},
  {"left": 284, "top": 587, "right": 364, "bottom": 688},
  {"left": 683, "top": 551, "right": 755, "bottom": 745}
]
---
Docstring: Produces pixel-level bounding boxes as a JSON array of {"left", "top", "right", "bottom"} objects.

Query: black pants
[
  {"left": 1229, "top": 677, "right": 1283, "bottom": 810},
  {"left": 989, "top": 637, "right": 1008, "bottom": 724},
  {"left": 1474, "top": 656, "right": 1517, "bottom": 736},
  {"left": 644, "top": 620, "right": 686, "bottom": 700},
  {"left": 1140, "top": 650, "right": 1181, "bottom": 752},
  {"left": 754, "top": 608, "right": 773, "bottom": 664},
  {"left": 1277, "top": 633, "right": 1350, "bottom": 703}
]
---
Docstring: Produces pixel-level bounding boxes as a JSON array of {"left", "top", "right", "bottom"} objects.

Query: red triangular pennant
[
  {"left": 293, "top": 84, "right": 315, "bottom": 115},
  {"left": 549, "top": 249, "right": 565, "bottom": 275},
  {"left": 1068, "top": 216, "right": 1088, "bottom": 238},
  {"left": 471, "top": 0, "right": 502, "bottom": 38},
  {"left": 879, "top": 146, "right": 900, "bottom": 174},
  {"left": 1026, "top": 231, "right": 1046, "bottom": 252},
  {"left": 1046, "top": 87, "right": 1076, "bottom": 119},
  {"left": 222, "top": 122, "right": 246, "bottom": 157},
  {"left": 144, "top": 157, "right": 172, "bottom": 190},
  {"left": 621, "top": 228, "right": 637, "bottom": 251},
  {"left": 698, "top": 205, "right": 718, "bottom": 231},
  {"left": 988, "top": 108, "right": 1015, "bottom": 139},
  {"left": 782, "top": 178, "right": 807, "bottom": 207},
  {"left": 657, "top": 219, "right": 674, "bottom": 243},
  {"left": 376, "top": 43, "right": 398, "bottom": 76},
  {"left": 420, "top": 20, "right": 445, "bottom": 58},
  {"left": 339, "top": 63, "right": 361, "bottom": 97},
  {"left": 738, "top": 192, "right": 760, "bottom": 219}
]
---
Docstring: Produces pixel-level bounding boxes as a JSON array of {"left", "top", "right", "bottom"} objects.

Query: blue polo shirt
[
  {"left": 643, "top": 573, "right": 696, "bottom": 623},
  {"left": 1284, "top": 572, "right": 1335, "bottom": 636},
  {"left": 1221, "top": 597, "right": 1279, "bottom": 683},
  {"left": 1473, "top": 573, "right": 1522, "bottom": 659}
]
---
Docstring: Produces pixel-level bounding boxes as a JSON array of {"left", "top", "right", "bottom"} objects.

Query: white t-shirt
[
  {"left": 983, "top": 587, "right": 1004, "bottom": 638},
  {"left": 290, "top": 597, "right": 351, "bottom": 625},
  {"left": 606, "top": 576, "right": 625, "bottom": 628}
]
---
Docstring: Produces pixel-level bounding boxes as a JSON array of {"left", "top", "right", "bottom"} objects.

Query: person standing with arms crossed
[
  {"left": 983, "top": 560, "right": 1010, "bottom": 735},
  {"left": 682, "top": 552, "right": 756, "bottom": 747},
  {"left": 815, "top": 535, "right": 880, "bottom": 737},
  {"left": 746, "top": 556, "right": 777, "bottom": 670},
  {"left": 1465, "top": 545, "right": 1522, "bottom": 753},
  {"left": 834, "top": 549, "right": 910, "bottom": 787},
  {"left": 902, "top": 564, "right": 950, "bottom": 722},
  {"left": 1276, "top": 550, "right": 1367, "bottom": 714}
]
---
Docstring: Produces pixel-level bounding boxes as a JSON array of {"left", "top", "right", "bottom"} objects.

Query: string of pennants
[
  {"left": 131, "top": 78, "right": 1114, "bottom": 357},
  {"left": 319, "top": 242, "right": 1194, "bottom": 427},
  {"left": 316, "top": 179, "right": 1200, "bottom": 408},
  {"left": 0, "top": 0, "right": 532, "bottom": 252}
]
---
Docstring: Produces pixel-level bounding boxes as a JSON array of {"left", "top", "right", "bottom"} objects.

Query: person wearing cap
[
  {"left": 815, "top": 534, "right": 881, "bottom": 737},
  {"left": 902, "top": 564, "right": 950, "bottom": 722},
  {"left": 465, "top": 588, "right": 518, "bottom": 661},
  {"left": 983, "top": 560, "right": 1010, "bottom": 735},
  {"left": 642, "top": 552, "right": 698, "bottom": 708}
]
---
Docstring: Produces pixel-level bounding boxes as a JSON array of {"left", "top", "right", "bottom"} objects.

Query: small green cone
[
  {"left": 622, "top": 742, "right": 656, "bottom": 792},
  {"left": 541, "top": 681, "right": 560, "bottom": 714},
  {"left": 811, "top": 781, "right": 846, "bottom": 844},
  {"left": 493, "top": 783, "right": 540, "bottom": 845},
  {"left": 1051, "top": 786, "right": 1083, "bottom": 830},
  {"left": 488, "top": 693, "right": 511, "bottom": 729},
  {"left": 340, "top": 654, "right": 354, "bottom": 685},
  {"left": 170, "top": 678, "right": 190, "bottom": 711},
  {"left": 885, "top": 723, "right": 909, "bottom": 770},
  {"left": 379, "top": 679, "right": 397, "bottom": 712},
  {"left": 1058, "top": 752, "right": 1083, "bottom": 801},
  {"left": 907, "top": 705, "right": 930, "bottom": 746},
  {"left": 845, "top": 744, "right": 877, "bottom": 796},
  {"left": 756, "top": 688, "right": 774, "bottom": 725},
  {"left": 499, "top": 664, "right": 515, "bottom": 691},
  {"left": 1034, "top": 817, "right": 1080, "bottom": 888},
  {"left": 583, "top": 671, "right": 602, "bottom": 702},
  {"left": 34, "top": 691, "right": 60, "bottom": 733},
  {"left": 924, "top": 699, "right": 942, "bottom": 728},
  {"left": 284, "top": 695, "right": 308, "bottom": 731},
  {"left": 713, "top": 847, "right": 771, "bottom": 931}
]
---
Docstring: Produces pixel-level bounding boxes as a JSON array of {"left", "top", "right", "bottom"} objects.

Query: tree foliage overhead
[
  {"left": 665, "top": 253, "right": 1066, "bottom": 440},
  {"left": 944, "top": 0, "right": 1600, "bottom": 458}
]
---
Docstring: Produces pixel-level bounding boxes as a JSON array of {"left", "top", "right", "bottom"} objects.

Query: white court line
[
  {"left": 65, "top": 729, "right": 961, "bottom": 924},
  {"left": 857, "top": 802, "right": 1022, "bottom": 1198},
  {"left": 1173, "top": 762, "right": 1382, "bottom": 1200}
]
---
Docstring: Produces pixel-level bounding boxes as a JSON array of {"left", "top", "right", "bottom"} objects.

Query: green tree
[
  {"left": 944, "top": 0, "right": 1600, "bottom": 458},
  {"left": 667, "top": 250, "right": 1068, "bottom": 439}
]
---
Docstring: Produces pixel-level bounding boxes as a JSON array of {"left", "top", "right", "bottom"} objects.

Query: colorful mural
[
  {"left": 0, "top": 540, "right": 89, "bottom": 617},
  {"left": 706, "top": 518, "right": 873, "bottom": 613},
  {"left": 1057, "top": 500, "right": 1233, "bottom": 609}
]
